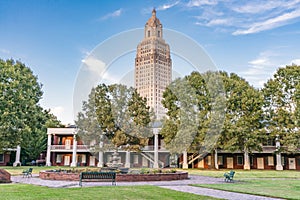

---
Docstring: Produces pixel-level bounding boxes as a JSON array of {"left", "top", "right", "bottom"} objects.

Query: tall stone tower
[{"left": 134, "top": 9, "right": 172, "bottom": 119}]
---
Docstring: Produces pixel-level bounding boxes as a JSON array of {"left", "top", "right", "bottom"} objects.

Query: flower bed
[{"left": 39, "top": 169, "right": 188, "bottom": 182}]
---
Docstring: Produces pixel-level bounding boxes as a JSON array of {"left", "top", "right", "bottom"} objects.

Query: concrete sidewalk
[{"left": 11, "top": 174, "right": 283, "bottom": 200}]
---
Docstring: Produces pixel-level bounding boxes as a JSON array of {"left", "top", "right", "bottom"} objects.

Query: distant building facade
[{"left": 134, "top": 9, "right": 172, "bottom": 119}]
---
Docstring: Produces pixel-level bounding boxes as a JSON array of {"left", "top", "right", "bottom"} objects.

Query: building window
[
  {"left": 281, "top": 156, "right": 285, "bottom": 166},
  {"left": 237, "top": 156, "right": 243, "bottom": 165},
  {"left": 250, "top": 156, "right": 254, "bottom": 166},
  {"left": 267, "top": 156, "right": 274, "bottom": 166},
  {"left": 206, "top": 156, "right": 211, "bottom": 166},
  {"left": 133, "top": 155, "right": 139, "bottom": 164},
  {"left": 148, "top": 30, "right": 150, "bottom": 37},
  {"left": 158, "top": 31, "right": 160, "bottom": 37},
  {"left": 56, "top": 154, "right": 62, "bottom": 163},
  {"left": 0, "top": 154, "right": 4, "bottom": 163},
  {"left": 217, "top": 156, "right": 223, "bottom": 165}
]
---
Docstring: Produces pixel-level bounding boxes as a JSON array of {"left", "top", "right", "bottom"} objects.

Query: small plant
[{"left": 140, "top": 168, "right": 150, "bottom": 174}]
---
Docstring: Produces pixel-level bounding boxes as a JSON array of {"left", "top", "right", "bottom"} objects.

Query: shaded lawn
[
  {"left": 187, "top": 169, "right": 300, "bottom": 179},
  {"left": 193, "top": 179, "right": 300, "bottom": 200},
  {"left": 0, "top": 184, "right": 221, "bottom": 200},
  {"left": 0, "top": 166, "right": 90, "bottom": 176}
]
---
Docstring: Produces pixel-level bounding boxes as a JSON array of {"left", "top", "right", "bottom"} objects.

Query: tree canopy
[
  {"left": 161, "top": 71, "right": 226, "bottom": 154},
  {"left": 0, "top": 59, "right": 43, "bottom": 150},
  {"left": 76, "top": 83, "right": 152, "bottom": 152},
  {"left": 262, "top": 65, "right": 300, "bottom": 152}
]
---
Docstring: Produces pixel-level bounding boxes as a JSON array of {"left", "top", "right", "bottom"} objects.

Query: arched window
[
  {"left": 158, "top": 31, "right": 160, "bottom": 37},
  {"left": 148, "top": 30, "right": 150, "bottom": 37}
]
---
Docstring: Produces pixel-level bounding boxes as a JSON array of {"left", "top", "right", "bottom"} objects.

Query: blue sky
[{"left": 1, "top": 0, "right": 300, "bottom": 124}]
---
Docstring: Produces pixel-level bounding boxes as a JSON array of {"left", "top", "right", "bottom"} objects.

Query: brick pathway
[{"left": 11, "top": 174, "right": 283, "bottom": 200}]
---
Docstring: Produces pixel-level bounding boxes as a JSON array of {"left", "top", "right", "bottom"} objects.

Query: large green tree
[
  {"left": 76, "top": 88, "right": 108, "bottom": 153},
  {"left": 88, "top": 83, "right": 152, "bottom": 151},
  {"left": 220, "top": 72, "right": 264, "bottom": 168},
  {"left": 0, "top": 59, "right": 63, "bottom": 162},
  {"left": 262, "top": 65, "right": 300, "bottom": 152},
  {"left": 161, "top": 71, "right": 225, "bottom": 156},
  {"left": 161, "top": 71, "right": 263, "bottom": 168},
  {"left": 0, "top": 59, "right": 43, "bottom": 151},
  {"left": 21, "top": 108, "right": 63, "bottom": 162}
]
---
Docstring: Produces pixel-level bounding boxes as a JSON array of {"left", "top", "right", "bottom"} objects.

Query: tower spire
[{"left": 152, "top": 8, "right": 156, "bottom": 17}]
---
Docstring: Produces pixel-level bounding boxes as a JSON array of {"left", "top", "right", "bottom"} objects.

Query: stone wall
[
  {"left": 39, "top": 171, "right": 80, "bottom": 181},
  {"left": 0, "top": 169, "right": 11, "bottom": 183},
  {"left": 39, "top": 171, "right": 188, "bottom": 182}
]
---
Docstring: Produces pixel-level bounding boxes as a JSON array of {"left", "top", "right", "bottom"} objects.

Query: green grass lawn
[
  {"left": 193, "top": 179, "right": 300, "bottom": 200},
  {"left": 0, "top": 166, "right": 89, "bottom": 175},
  {"left": 187, "top": 169, "right": 300, "bottom": 199},
  {"left": 0, "top": 184, "right": 220, "bottom": 200},
  {"left": 187, "top": 168, "right": 300, "bottom": 179}
]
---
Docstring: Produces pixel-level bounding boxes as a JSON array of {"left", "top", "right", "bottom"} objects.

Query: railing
[
  {"left": 142, "top": 145, "right": 167, "bottom": 151},
  {"left": 50, "top": 145, "right": 90, "bottom": 150},
  {"left": 50, "top": 145, "right": 168, "bottom": 152}
]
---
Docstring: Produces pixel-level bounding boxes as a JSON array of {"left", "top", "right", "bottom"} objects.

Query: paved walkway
[{"left": 11, "top": 174, "right": 283, "bottom": 200}]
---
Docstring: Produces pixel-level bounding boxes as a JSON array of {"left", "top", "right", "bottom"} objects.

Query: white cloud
[
  {"left": 248, "top": 58, "right": 269, "bottom": 66},
  {"left": 100, "top": 9, "right": 123, "bottom": 20},
  {"left": 81, "top": 56, "right": 106, "bottom": 76},
  {"left": 233, "top": 8, "right": 300, "bottom": 35},
  {"left": 50, "top": 106, "right": 64, "bottom": 116},
  {"left": 0, "top": 48, "right": 10, "bottom": 54},
  {"left": 81, "top": 56, "right": 119, "bottom": 84},
  {"left": 206, "top": 18, "right": 231, "bottom": 26},
  {"left": 232, "top": 0, "right": 300, "bottom": 14},
  {"left": 239, "top": 51, "right": 279, "bottom": 88},
  {"left": 186, "top": 0, "right": 217, "bottom": 7},
  {"left": 157, "top": 1, "right": 180, "bottom": 11},
  {"left": 289, "top": 58, "right": 300, "bottom": 65}
]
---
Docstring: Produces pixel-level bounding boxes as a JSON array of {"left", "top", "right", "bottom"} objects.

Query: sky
[{"left": 0, "top": 0, "right": 300, "bottom": 125}]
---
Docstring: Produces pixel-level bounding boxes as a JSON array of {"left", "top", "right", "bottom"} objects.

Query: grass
[
  {"left": 187, "top": 169, "right": 300, "bottom": 199},
  {"left": 2, "top": 166, "right": 300, "bottom": 199},
  {"left": 0, "top": 166, "right": 90, "bottom": 175},
  {"left": 0, "top": 184, "right": 220, "bottom": 200},
  {"left": 187, "top": 168, "right": 300, "bottom": 179},
  {"left": 193, "top": 179, "right": 300, "bottom": 200}
]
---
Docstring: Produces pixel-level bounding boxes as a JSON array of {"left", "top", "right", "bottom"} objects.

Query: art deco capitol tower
[{"left": 134, "top": 9, "right": 172, "bottom": 120}]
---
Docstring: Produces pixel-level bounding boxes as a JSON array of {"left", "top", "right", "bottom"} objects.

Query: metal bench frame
[
  {"left": 22, "top": 168, "right": 33, "bottom": 178},
  {"left": 224, "top": 170, "right": 235, "bottom": 182},
  {"left": 79, "top": 172, "right": 116, "bottom": 187}
]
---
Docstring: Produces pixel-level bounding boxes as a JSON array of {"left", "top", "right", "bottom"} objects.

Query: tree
[
  {"left": 262, "top": 65, "right": 300, "bottom": 152},
  {"left": 76, "top": 88, "right": 108, "bottom": 153},
  {"left": 0, "top": 59, "right": 43, "bottom": 151},
  {"left": 85, "top": 83, "right": 152, "bottom": 151},
  {"left": 161, "top": 71, "right": 226, "bottom": 157},
  {"left": 21, "top": 108, "right": 63, "bottom": 162},
  {"left": 220, "top": 72, "right": 264, "bottom": 168},
  {"left": 161, "top": 71, "right": 263, "bottom": 169}
]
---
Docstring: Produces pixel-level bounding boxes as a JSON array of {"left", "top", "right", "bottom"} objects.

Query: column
[
  {"left": 243, "top": 150, "right": 250, "bottom": 170},
  {"left": 125, "top": 151, "right": 131, "bottom": 168},
  {"left": 46, "top": 134, "right": 52, "bottom": 166},
  {"left": 275, "top": 135, "right": 283, "bottom": 170},
  {"left": 182, "top": 150, "right": 188, "bottom": 169},
  {"left": 97, "top": 151, "right": 104, "bottom": 167},
  {"left": 153, "top": 129, "right": 159, "bottom": 168},
  {"left": 70, "top": 134, "right": 77, "bottom": 167},
  {"left": 214, "top": 149, "right": 219, "bottom": 169},
  {"left": 13, "top": 145, "right": 21, "bottom": 166}
]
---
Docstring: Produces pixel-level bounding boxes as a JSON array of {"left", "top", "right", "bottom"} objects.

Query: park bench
[
  {"left": 79, "top": 172, "right": 116, "bottom": 187},
  {"left": 224, "top": 170, "right": 235, "bottom": 182},
  {"left": 22, "top": 168, "right": 33, "bottom": 178}
]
